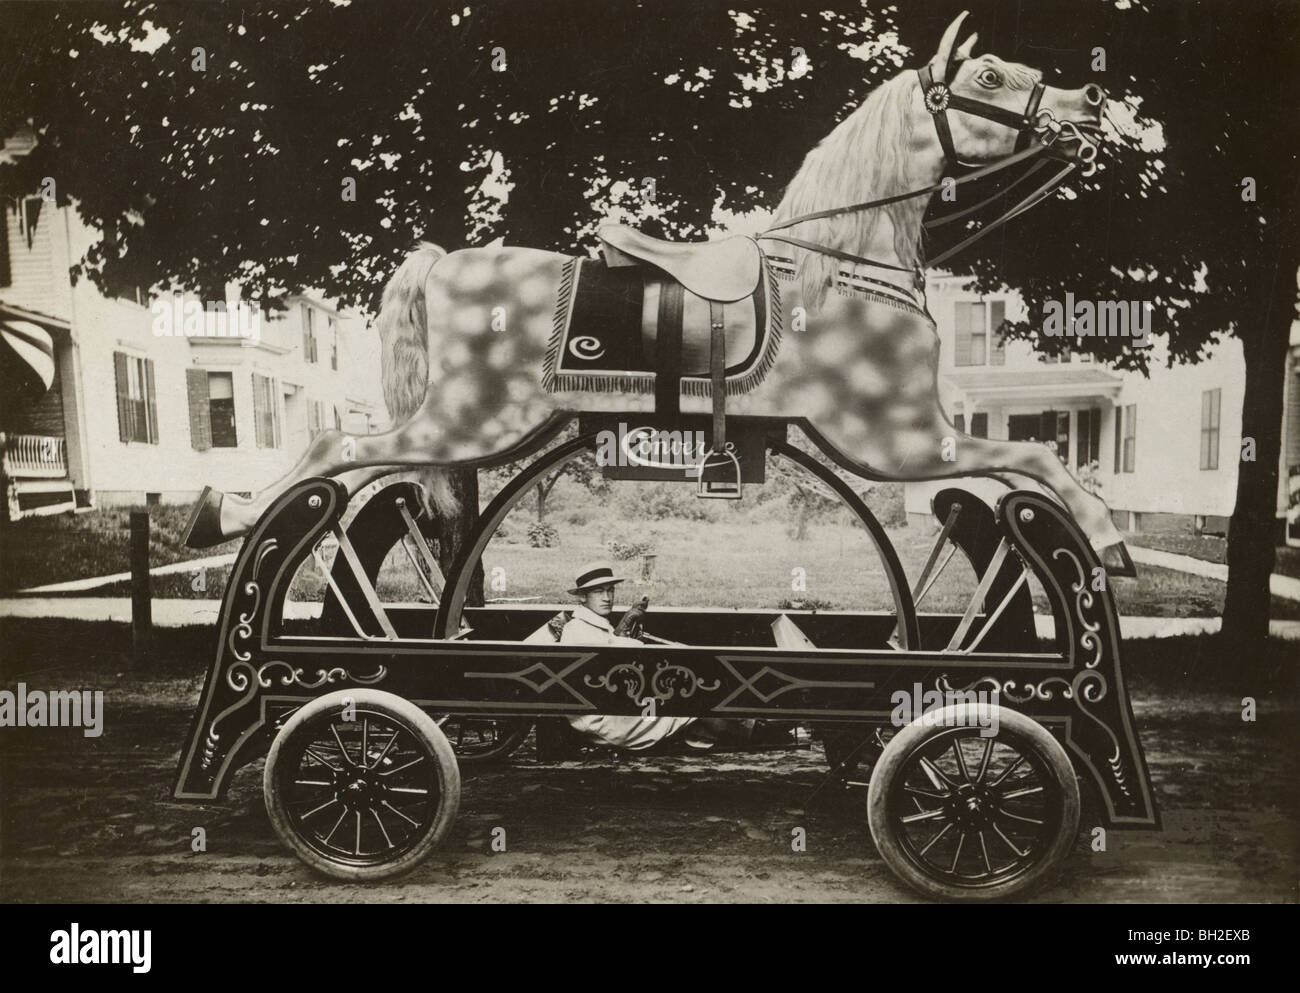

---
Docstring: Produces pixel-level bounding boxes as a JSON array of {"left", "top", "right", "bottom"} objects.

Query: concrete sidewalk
[
  {"left": 2, "top": 596, "right": 1299, "bottom": 641},
  {"left": 1128, "top": 545, "right": 1300, "bottom": 601},
  {"left": 15, "top": 552, "right": 238, "bottom": 595}
]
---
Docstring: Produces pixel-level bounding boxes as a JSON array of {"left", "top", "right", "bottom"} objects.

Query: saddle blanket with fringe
[{"left": 542, "top": 256, "right": 782, "bottom": 397}]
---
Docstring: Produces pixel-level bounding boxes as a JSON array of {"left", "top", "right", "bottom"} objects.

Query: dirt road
[{"left": 1, "top": 668, "right": 1295, "bottom": 903}]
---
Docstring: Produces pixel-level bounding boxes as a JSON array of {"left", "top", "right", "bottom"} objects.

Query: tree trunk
[
  {"left": 424, "top": 467, "right": 485, "bottom": 608},
  {"left": 536, "top": 483, "right": 546, "bottom": 522},
  {"left": 1221, "top": 269, "right": 1298, "bottom": 656}
]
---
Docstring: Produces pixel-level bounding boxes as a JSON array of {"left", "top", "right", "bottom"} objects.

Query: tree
[{"left": 3, "top": 1, "right": 1295, "bottom": 649}]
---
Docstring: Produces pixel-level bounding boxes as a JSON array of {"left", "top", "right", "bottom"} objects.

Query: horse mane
[{"left": 770, "top": 69, "right": 923, "bottom": 310}]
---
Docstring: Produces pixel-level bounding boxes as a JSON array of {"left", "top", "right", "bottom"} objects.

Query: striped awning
[{"left": 1, "top": 318, "right": 55, "bottom": 392}]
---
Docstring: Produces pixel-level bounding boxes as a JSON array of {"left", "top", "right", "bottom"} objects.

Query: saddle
[{"left": 544, "top": 225, "right": 780, "bottom": 498}]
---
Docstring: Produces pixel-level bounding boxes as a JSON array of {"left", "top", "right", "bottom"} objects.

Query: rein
[{"left": 759, "top": 58, "right": 1099, "bottom": 280}]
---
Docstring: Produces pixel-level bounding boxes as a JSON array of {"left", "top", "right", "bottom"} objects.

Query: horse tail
[{"left": 375, "top": 242, "right": 459, "bottom": 520}]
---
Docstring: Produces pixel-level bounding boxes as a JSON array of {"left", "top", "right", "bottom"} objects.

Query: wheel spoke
[
  {"left": 354, "top": 811, "right": 363, "bottom": 856},
  {"left": 293, "top": 779, "right": 333, "bottom": 787},
  {"left": 388, "top": 787, "right": 430, "bottom": 796},
  {"left": 991, "top": 753, "right": 1026, "bottom": 787},
  {"left": 381, "top": 799, "right": 420, "bottom": 827},
  {"left": 918, "top": 756, "right": 955, "bottom": 791},
  {"left": 904, "top": 785, "right": 948, "bottom": 801},
  {"left": 371, "top": 809, "right": 395, "bottom": 849},
  {"left": 1000, "top": 784, "right": 1045, "bottom": 801},
  {"left": 299, "top": 796, "right": 341, "bottom": 820},
  {"left": 998, "top": 808, "right": 1046, "bottom": 826},
  {"left": 322, "top": 809, "right": 348, "bottom": 846},
  {"left": 368, "top": 731, "right": 401, "bottom": 770},
  {"left": 901, "top": 807, "right": 947, "bottom": 825},
  {"left": 978, "top": 831, "right": 993, "bottom": 875},
  {"left": 330, "top": 723, "right": 354, "bottom": 767},
  {"left": 304, "top": 746, "right": 342, "bottom": 772},
  {"left": 992, "top": 823, "right": 1029, "bottom": 858},
  {"left": 951, "top": 740, "right": 971, "bottom": 782},
  {"left": 948, "top": 831, "right": 966, "bottom": 873},
  {"left": 918, "top": 822, "right": 953, "bottom": 857},
  {"left": 975, "top": 738, "right": 994, "bottom": 784},
  {"left": 379, "top": 755, "right": 425, "bottom": 777},
  {"left": 362, "top": 719, "right": 369, "bottom": 764}
]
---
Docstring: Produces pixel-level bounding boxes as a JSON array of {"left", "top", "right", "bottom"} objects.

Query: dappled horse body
[{"left": 184, "top": 12, "right": 1130, "bottom": 571}]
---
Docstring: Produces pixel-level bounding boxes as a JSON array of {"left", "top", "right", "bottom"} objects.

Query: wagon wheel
[
  {"left": 433, "top": 714, "right": 533, "bottom": 766},
  {"left": 265, "top": 689, "right": 460, "bottom": 881},
  {"left": 867, "top": 705, "right": 1079, "bottom": 901}
]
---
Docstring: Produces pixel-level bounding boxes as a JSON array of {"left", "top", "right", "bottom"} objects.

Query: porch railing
[{"left": 1, "top": 432, "right": 69, "bottom": 478}]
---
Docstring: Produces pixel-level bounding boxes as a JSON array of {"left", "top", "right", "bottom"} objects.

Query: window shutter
[
  {"left": 953, "top": 303, "right": 973, "bottom": 366},
  {"left": 186, "top": 369, "right": 212, "bottom": 451},
  {"left": 954, "top": 414, "right": 965, "bottom": 433},
  {"left": 1286, "top": 364, "right": 1300, "bottom": 467},
  {"left": 144, "top": 358, "right": 159, "bottom": 444},
  {"left": 253, "top": 373, "right": 267, "bottom": 448},
  {"left": 114, "top": 351, "right": 131, "bottom": 442},
  {"left": 989, "top": 301, "right": 1006, "bottom": 366},
  {"left": 0, "top": 202, "right": 10, "bottom": 286},
  {"left": 971, "top": 413, "right": 988, "bottom": 438},
  {"left": 1113, "top": 406, "right": 1123, "bottom": 474}
]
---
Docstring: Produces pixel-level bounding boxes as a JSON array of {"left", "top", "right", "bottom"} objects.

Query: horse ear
[
  {"left": 932, "top": 10, "right": 971, "bottom": 80},
  {"left": 955, "top": 32, "right": 979, "bottom": 61}
]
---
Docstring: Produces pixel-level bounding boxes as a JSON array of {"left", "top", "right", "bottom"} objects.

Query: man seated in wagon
[{"left": 557, "top": 561, "right": 718, "bottom": 750}]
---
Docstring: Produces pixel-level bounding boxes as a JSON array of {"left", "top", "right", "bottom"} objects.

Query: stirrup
[{"left": 697, "top": 444, "right": 742, "bottom": 499}]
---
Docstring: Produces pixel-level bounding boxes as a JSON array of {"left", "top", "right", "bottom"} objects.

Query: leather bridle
[{"left": 760, "top": 59, "right": 1103, "bottom": 280}]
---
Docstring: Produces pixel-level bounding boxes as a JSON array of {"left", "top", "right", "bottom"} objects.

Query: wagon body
[{"left": 173, "top": 416, "right": 1159, "bottom": 897}]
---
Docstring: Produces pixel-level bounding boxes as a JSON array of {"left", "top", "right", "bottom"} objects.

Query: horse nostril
[{"left": 1084, "top": 84, "right": 1105, "bottom": 107}]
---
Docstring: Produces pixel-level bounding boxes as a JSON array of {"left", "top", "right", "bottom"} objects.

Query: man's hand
[{"left": 614, "top": 596, "right": 649, "bottom": 637}]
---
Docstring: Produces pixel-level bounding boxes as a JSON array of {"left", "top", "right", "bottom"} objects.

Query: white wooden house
[{"left": 1, "top": 178, "right": 385, "bottom": 519}]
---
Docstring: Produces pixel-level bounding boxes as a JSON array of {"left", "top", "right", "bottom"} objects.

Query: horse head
[{"left": 921, "top": 10, "right": 1104, "bottom": 173}]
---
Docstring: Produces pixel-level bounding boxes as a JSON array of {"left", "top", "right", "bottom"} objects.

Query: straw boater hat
[{"left": 569, "top": 561, "right": 627, "bottom": 595}]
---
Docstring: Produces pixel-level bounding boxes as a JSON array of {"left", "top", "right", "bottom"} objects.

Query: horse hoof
[
  {"left": 184, "top": 486, "right": 228, "bottom": 549},
  {"left": 1098, "top": 541, "right": 1137, "bottom": 578}
]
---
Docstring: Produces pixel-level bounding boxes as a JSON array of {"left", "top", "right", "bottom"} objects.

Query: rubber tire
[
  {"left": 439, "top": 716, "right": 533, "bottom": 767},
  {"left": 265, "top": 689, "right": 461, "bottom": 881},
  {"left": 867, "top": 704, "right": 1080, "bottom": 902}
]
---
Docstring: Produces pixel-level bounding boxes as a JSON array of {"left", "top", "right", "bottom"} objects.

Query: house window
[
  {"left": 329, "top": 317, "right": 339, "bottom": 370},
  {"left": 308, "top": 398, "right": 325, "bottom": 437},
  {"left": 1200, "top": 388, "right": 1221, "bottom": 470},
  {"left": 186, "top": 369, "right": 238, "bottom": 450},
  {"left": 208, "top": 372, "right": 237, "bottom": 447},
  {"left": 1113, "top": 404, "right": 1137, "bottom": 473},
  {"left": 1077, "top": 408, "right": 1102, "bottom": 468},
  {"left": 301, "top": 304, "right": 318, "bottom": 363},
  {"left": 17, "top": 195, "right": 43, "bottom": 249},
  {"left": 954, "top": 300, "right": 1006, "bottom": 368},
  {"left": 252, "top": 373, "right": 282, "bottom": 448},
  {"left": 114, "top": 352, "right": 158, "bottom": 444}
]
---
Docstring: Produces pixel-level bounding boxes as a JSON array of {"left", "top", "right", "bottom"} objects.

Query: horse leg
[{"left": 816, "top": 415, "right": 1129, "bottom": 567}]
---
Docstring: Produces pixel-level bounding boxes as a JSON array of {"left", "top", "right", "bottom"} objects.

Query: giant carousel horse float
[{"left": 175, "top": 12, "right": 1157, "bottom": 900}]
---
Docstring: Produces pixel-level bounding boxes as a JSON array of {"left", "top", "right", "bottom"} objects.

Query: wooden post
[{"left": 130, "top": 511, "right": 152, "bottom": 664}]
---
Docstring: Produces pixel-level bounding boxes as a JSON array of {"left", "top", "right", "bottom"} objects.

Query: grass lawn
[
  {"left": 80, "top": 513, "right": 1300, "bottom": 620},
  {"left": 1126, "top": 529, "right": 1300, "bottom": 583},
  {"left": 0, "top": 505, "right": 241, "bottom": 593}
]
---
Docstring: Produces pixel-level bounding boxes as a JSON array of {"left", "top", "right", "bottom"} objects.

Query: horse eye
[{"left": 976, "top": 68, "right": 1001, "bottom": 88}]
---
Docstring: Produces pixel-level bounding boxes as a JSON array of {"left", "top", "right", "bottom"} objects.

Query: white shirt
[{"left": 560, "top": 604, "right": 696, "bottom": 749}]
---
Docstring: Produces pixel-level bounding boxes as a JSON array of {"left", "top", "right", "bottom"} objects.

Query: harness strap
[
  {"left": 654, "top": 280, "right": 684, "bottom": 416},
  {"left": 928, "top": 161, "right": 1076, "bottom": 267},
  {"left": 762, "top": 142, "right": 1046, "bottom": 234},
  {"left": 757, "top": 234, "right": 918, "bottom": 275},
  {"left": 709, "top": 301, "right": 726, "bottom": 451}
]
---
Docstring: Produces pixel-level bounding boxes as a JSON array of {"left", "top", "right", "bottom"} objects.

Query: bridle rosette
[{"left": 923, "top": 84, "right": 951, "bottom": 114}]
